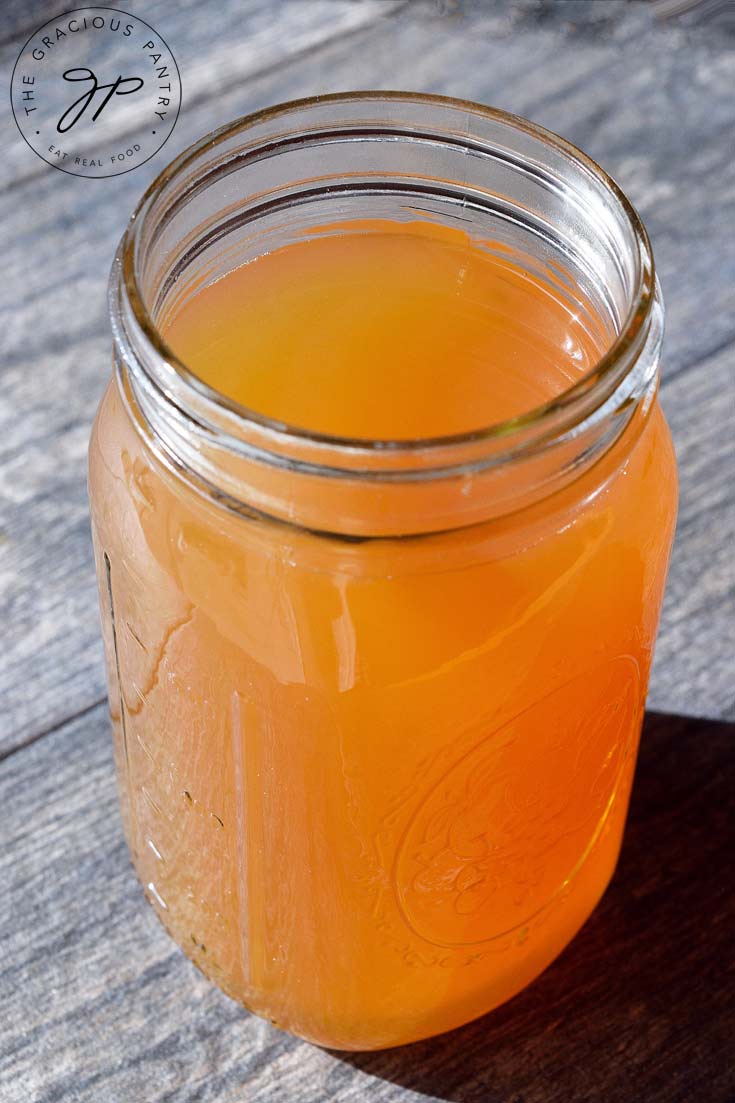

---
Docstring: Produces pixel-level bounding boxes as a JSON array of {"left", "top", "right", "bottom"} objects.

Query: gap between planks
[{"left": 0, "top": 696, "right": 107, "bottom": 766}]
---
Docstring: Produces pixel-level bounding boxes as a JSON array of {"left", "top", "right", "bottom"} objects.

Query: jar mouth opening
[{"left": 117, "top": 90, "right": 656, "bottom": 459}]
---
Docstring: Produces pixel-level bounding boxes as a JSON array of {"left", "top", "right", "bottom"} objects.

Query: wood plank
[
  {"left": 652, "top": 342, "right": 735, "bottom": 720},
  {"left": 0, "top": 704, "right": 732, "bottom": 1102},
  {"left": 1, "top": 0, "right": 407, "bottom": 186},
  {"left": 1, "top": 0, "right": 733, "bottom": 753}
]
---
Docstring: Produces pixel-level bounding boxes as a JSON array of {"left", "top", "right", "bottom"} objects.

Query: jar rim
[{"left": 118, "top": 90, "right": 656, "bottom": 459}]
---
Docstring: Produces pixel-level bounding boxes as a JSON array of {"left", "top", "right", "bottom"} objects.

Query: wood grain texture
[
  {"left": 0, "top": 0, "right": 408, "bottom": 187},
  {"left": 1, "top": 0, "right": 733, "bottom": 754},
  {"left": 1, "top": 2, "right": 734, "bottom": 1098},
  {"left": 1, "top": 706, "right": 732, "bottom": 1102},
  {"left": 654, "top": 343, "right": 735, "bottom": 718}
]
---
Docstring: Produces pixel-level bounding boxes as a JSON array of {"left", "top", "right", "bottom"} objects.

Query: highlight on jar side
[{"left": 88, "top": 93, "right": 677, "bottom": 1051}]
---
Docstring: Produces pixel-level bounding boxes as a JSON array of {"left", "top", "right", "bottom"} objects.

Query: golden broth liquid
[
  {"left": 164, "top": 220, "right": 605, "bottom": 437},
  {"left": 89, "top": 220, "right": 677, "bottom": 1049}
]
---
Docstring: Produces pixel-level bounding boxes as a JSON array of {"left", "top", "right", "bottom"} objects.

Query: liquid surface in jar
[
  {"left": 162, "top": 220, "right": 609, "bottom": 439},
  {"left": 90, "top": 217, "right": 677, "bottom": 1050}
]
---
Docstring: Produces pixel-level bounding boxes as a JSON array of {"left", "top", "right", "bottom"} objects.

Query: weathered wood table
[{"left": 1, "top": 2, "right": 733, "bottom": 1100}]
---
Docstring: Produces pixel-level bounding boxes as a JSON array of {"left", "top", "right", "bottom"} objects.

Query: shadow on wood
[{"left": 335, "top": 711, "right": 735, "bottom": 1103}]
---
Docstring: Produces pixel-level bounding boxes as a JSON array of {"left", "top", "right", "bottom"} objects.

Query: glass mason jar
[{"left": 89, "top": 93, "right": 677, "bottom": 1050}]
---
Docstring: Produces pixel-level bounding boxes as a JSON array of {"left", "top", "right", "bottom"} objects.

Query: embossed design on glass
[{"left": 395, "top": 658, "right": 640, "bottom": 947}]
